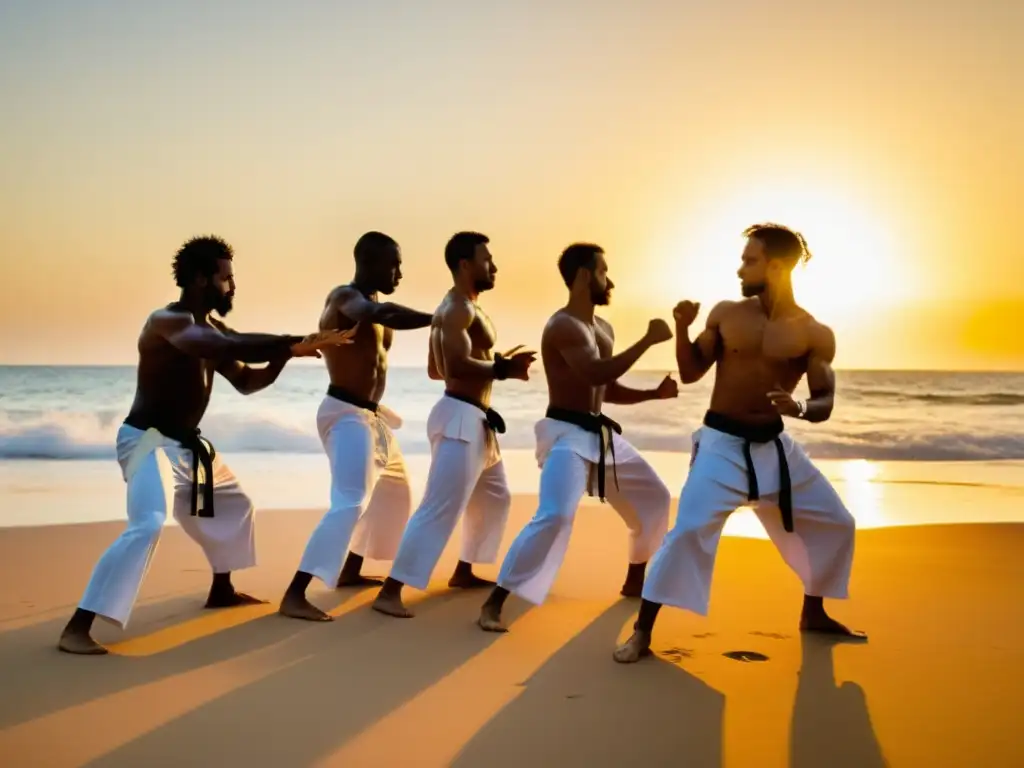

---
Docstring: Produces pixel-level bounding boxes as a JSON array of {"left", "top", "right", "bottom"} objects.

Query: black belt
[
  {"left": 702, "top": 410, "right": 793, "bottom": 532},
  {"left": 545, "top": 406, "right": 622, "bottom": 502},
  {"left": 123, "top": 416, "right": 216, "bottom": 518},
  {"left": 444, "top": 391, "right": 506, "bottom": 434},
  {"left": 326, "top": 384, "right": 379, "bottom": 413}
]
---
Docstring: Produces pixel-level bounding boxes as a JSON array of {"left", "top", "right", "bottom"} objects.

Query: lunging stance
[
  {"left": 373, "top": 232, "right": 535, "bottom": 618},
  {"left": 615, "top": 223, "right": 867, "bottom": 664},
  {"left": 59, "top": 235, "right": 348, "bottom": 654},
  {"left": 478, "top": 243, "right": 677, "bottom": 633},
  {"left": 281, "top": 231, "right": 435, "bottom": 622}
]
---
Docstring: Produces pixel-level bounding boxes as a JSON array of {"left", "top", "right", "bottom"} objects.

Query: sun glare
[{"left": 659, "top": 179, "right": 914, "bottom": 325}]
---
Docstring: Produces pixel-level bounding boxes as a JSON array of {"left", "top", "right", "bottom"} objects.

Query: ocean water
[
  {"left": 1, "top": 365, "right": 1023, "bottom": 529},
  {"left": 2, "top": 365, "right": 1024, "bottom": 461}
]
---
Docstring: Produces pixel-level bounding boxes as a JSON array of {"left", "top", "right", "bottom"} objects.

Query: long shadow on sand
[
  {"left": 79, "top": 591, "right": 532, "bottom": 767},
  {"left": 451, "top": 600, "right": 725, "bottom": 767},
  {"left": 0, "top": 584, "right": 407, "bottom": 730},
  {"left": 790, "top": 635, "right": 886, "bottom": 767}
]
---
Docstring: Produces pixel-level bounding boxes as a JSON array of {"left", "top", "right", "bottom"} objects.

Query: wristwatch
[{"left": 795, "top": 399, "right": 808, "bottom": 418}]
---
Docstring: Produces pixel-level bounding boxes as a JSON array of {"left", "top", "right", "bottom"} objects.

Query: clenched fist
[
  {"left": 672, "top": 300, "right": 701, "bottom": 328},
  {"left": 644, "top": 318, "right": 673, "bottom": 345}
]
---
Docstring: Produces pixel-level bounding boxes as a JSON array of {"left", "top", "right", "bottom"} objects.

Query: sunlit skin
[
  {"left": 57, "top": 237, "right": 352, "bottom": 654},
  {"left": 614, "top": 225, "right": 867, "bottom": 664},
  {"left": 279, "top": 233, "right": 436, "bottom": 623}
]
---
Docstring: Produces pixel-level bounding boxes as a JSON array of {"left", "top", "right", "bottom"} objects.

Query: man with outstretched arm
[
  {"left": 614, "top": 223, "right": 866, "bottom": 664},
  {"left": 58, "top": 235, "right": 350, "bottom": 654},
  {"left": 373, "top": 231, "right": 535, "bottom": 618},
  {"left": 279, "top": 231, "right": 437, "bottom": 621},
  {"left": 477, "top": 242, "right": 677, "bottom": 633}
]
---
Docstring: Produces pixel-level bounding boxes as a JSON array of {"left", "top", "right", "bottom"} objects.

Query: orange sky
[{"left": 0, "top": 1, "right": 1021, "bottom": 370}]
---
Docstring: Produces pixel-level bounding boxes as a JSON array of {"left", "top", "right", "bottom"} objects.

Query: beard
[
  {"left": 741, "top": 281, "right": 766, "bottom": 298},
  {"left": 591, "top": 280, "right": 611, "bottom": 305},
  {"left": 210, "top": 288, "right": 233, "bottom": 316},
  {"left": 474, "top": 275, "right": 496, "bottom": 293}
]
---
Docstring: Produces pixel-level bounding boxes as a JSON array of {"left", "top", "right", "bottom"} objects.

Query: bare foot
[
  {"left": 800, "top": 614, "right": 867, "bottom": 640},
  {"left": 449, "top": 572, "right": 496, "bottom": 589},
  {"left": 477, "top": 604, "right": 507, "bottom": 633},
  {"left": 278, "top": 594, "right": 333, "bottom": 622},
  {"left": 372, "top": 592, "right": 414, "bottom": 618},
  {"left": 613, "top": 630, "right": 652, "bottom": 663},
  {"left": 336, "top": 573, "right": 385, "bottom": 588},
  {"left": 58, "top": 630, "right": 109, "bottom": 655},
  {"left": 205, "top": 591, "right": 268, "bottom": 609}
]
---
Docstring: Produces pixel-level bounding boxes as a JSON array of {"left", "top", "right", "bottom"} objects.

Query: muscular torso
[
  {"left": 126, "top": 305, "right": 216, "bottom": 433},
  {"left": 320, "top": 286, "right": 393, "bottom": 403},
  {"left": 709, "top": 299, "right": 814, "bottom": 423},
  {"left": 432, "top": 291, "right": 497, "bottom": 407},
  {"left": 542, "top": 310, "right": 614, "bottom": 413}
]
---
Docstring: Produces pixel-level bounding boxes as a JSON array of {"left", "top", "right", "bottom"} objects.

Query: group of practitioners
[{"left": 57, "top": 225, "right": 867, "bottom": 661}]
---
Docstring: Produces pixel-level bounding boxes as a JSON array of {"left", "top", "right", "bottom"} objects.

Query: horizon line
[{"left": 1, "top": 363, "right": 1022, "bottom": 375}]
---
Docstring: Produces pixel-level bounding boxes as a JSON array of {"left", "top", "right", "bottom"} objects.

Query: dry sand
[{"left": 0, "top": 497, "right": 1021, "bottom": 767}]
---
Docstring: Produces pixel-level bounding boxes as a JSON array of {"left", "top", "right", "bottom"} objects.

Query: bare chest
[
  {"left": 469, "top": 307, "right": 497, "bottom": 351},
  {"left": 721, "top": 313, "right": 810, "bottom": 366}
]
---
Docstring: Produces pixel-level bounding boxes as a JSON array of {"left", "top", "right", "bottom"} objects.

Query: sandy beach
[{"left": 0, "top": 495, "right": 1021, "bottom": 768}]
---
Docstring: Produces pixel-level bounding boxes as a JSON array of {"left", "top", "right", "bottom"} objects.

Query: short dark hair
[
  {"left": 353, "top": 231, "right": 398, "bottom": 264},
  {"left": 557, "top": 243, "right": 603, "bottom": 287},
  {"left": 172, "top": 235, "right": 233, "bottom": 288},
  {"left": 444, "top": 231, "right": 489, "bottom": 273},
  {"left": 742, "top": 223, "right": 812, "bottom": 266}
]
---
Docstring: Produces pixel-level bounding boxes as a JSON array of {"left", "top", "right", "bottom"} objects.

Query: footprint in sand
[
  {"left": 658, "top": 646, "right": 693, "bottom": 663},
  {"left": 723, "top": 650, "right": 770, "bottom": 663},
  {"left": 692, "top": 632, "right": 716, "bottom": 638},
  {"left": 749, "top": 631, "right": 789, "bottom": 640}
]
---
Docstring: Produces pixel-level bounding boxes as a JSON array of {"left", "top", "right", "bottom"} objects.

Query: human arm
[
  {"left": 216, "top": 357, "right": 289, "bottom": 395},
  {"left": 156, "top": 311, "right": 301, "bottom": 363},
  {"left": 439, "top": 300, "right": 534, "bottom": 380},
  {"left": 605, "top": 375, "right": 678, "bottom": 404},
  {"left": 336, "top": 287, "right": 434, "bottom": 330},
  {"left": 673, "top": 300, "right": 730, "bottom": 384},
  {"left": 555, "top": 315, "right": 671, "bottom": 387},
  {"left": 767, "top": 323, "right": 837, "bottom": 423}
]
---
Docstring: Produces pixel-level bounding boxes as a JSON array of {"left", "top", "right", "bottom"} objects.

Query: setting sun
[{"left": 654, "top": 176, "right": 918, "bottom": 328}]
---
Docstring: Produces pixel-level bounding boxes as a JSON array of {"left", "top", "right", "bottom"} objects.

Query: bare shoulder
[
  {"left": 146, "top": 305, "right": 193, "bottom": 337},
  {"left": 439, "top": 292, "right": 475, "bottom": 328},
  {"left": 594, "top": 314, "right": 614, "bottom": 338},
  {"left": 707, "top": 299, "right": 742, "bottom": 324},
  {"left": 543, "top": 310, "right": 590, "bottom": 347},
  {"left": 807, "top": 317, "right": 836, "bottom": 359}
]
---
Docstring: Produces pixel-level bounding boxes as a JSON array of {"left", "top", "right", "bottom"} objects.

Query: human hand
[
  {"left": 767, "top": 384, "right": 801, "bottom": 417},
  {"left": 654, "top": 374, "right": 679, "bottom": 399},
  {"left": 291, "top": 328, "right": 356, "bottom": 358},
  {"left": 644, "top": 318, "right": 673, "bottom": 345},
  {"left": 672, "top": 300, "right": 701, "bottom": 328},
  {"left": 503, "top": 345, "right": 537, "bottom": 380}
]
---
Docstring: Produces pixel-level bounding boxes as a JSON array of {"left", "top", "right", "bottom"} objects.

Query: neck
[
  {"left": 452, "top": 278, "right": 479, "bottom": 303},
  {"left": 759, "top": 279, "right": 795, "bottom": 319},
  {"left": 351, "top": 273, "right": 378, "bottom": 299},
  {"left": 176, "top": 290, "right": 209, "bottom": 320},
  {"left": 565, "top": 289, "right": 595, "bottom": 321}
]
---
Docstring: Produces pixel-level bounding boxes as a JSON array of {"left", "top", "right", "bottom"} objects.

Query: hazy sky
[{"left": 1, "top": 1, "right": 1021, "bottom": 370}]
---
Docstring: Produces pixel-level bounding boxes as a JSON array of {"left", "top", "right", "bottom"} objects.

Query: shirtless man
[
  {"left": 614, "top": 223, "right": 867, "bottom": 664},
  {"left": 58, "top": 235, "right": 349, "bottom": 654},
  {"left": 279, "top": 231, "right": 436, "bottom": 621},
  {"left": 477, "top": 243, "right": 677, "bottom": 632},
  {"left": 372, "top": 231, "right": 535, "bottom": 618}
]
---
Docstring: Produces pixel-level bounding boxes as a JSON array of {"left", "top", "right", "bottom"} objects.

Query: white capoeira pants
[
  {"left": 388, "top": 394, "right": 511, "bottom": 590},
  {"left": 77, "top": 423, "right": 257, "bottom": 629},
  {"left": 642, "top": 422, "right": 856, "bottom": 616},
  {"left": 496, "top": 416, "right": 672, "bottom": 605},
  {"left": 297, "top": 394, "right": 412, "bottom": 587}
]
